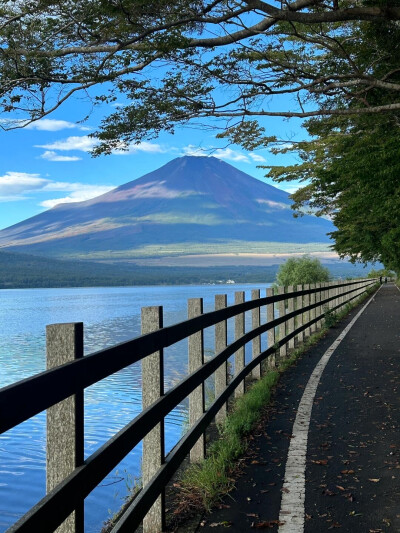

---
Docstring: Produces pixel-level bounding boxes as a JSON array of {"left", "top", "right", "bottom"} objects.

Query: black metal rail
[{"left": 1, "top": 279, "right": 377, "bottom": 532}]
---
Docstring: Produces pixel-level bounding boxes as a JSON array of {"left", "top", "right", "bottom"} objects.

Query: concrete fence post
[
  {"left": 278, "top": 286, "right": 287, "bottom": 359},
  {"left": 327, "top": 281, "right": 331, "bottom": 309},
  {"left": 141, "top": 306, "right": 165, "bottom": 533},
  {"left": 296, "top": 284, "right": 304, "bottom": 345},
  {"left": 303, "top": 284, "right": 310, "bottom": 339},
  {"left": 343, "top": 281, "right": 348, "bottom": 306},
  {"left": 319, "top": 282, "right": 324, "bottom": 319},
  {"left": 215, "top": 294, "right": 228, "bottom": 425},
  {"left": 188, "top": 298, "right": 205, "bottom": 463},
  {"left": 234, "top": 291, "right": 245, "bottom": 398},
  {"left": 340, "top": 281, "right": 344, "bottom": 309},
  {"left": 340, "top": 281, "right": 345, "bottom": 309},
  {"left": 310, "top": 284, "right": 316, "bottom": 334},
  {"left": 287, "top": 286, "right": 295, "bottom": 350},
  {"left": 266, "top": 288, "right": 276, "bottom": 368},
  {"left": 315, "top": 283, "right": 322, "bottom": 330},
  {"left": 251, "top": 289, "right": 261, "bottom": 379},
  {"left": 334, "top": 282, "right": 339, "bottom": 311},
  {"left": 46, "top": 322, "right": 84, "bottom": 533}
]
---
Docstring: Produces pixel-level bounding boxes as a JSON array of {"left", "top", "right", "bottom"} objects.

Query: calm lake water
[{"left": 0, "top": 284, "right": 271, "bottom": 532}]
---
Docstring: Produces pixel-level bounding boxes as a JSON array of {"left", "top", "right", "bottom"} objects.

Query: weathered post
[
  {"left": 46, "top": 322, "right": 84, "bottom": 533},
  {"left": 267, "top": 288, "right": 276, "bottom": 368},
  {"left": 278, "top": 286, "right": 287, "bottom": 359},
  {"left": 287, "top": 286, "right": 295, "bottom": 350},
  {"left": 234, "top": 291, "right": 245, "bottom": 397},
  {"left": 333, "top": 281, "right": 339, "bottom": 311},
  {"left": 188, "top": 298, "right": 205, "bottom": 462},
  {"left": 141, "top": 306, "right": 165, "bottom": 533},
  {"left": 296, "top": 284, "right": 304, "bottom": 344},
  {"left": 310, "top": 284, "right": 316, "bottom": 334},
  {"left": 340, "top": 280, "right": 345, "bottom": 309},
  {"left": 215, "top": 294, "right": 228, "bottom": 425},
  {"left": 252, "top": 289, "right": 261, "bottom": 379},
  {"left": 303, "top": 284, "right": 310, "bottom": 339},
  {"left": 315, "top": 282, "right": 322, "bottom": 330}
]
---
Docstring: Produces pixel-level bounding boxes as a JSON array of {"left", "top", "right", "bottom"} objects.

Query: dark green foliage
[
  {"left": 268, "top": 21, "right": 400, "bottom": 275},
  {"left": 275, "top": 255, "right": 330, "bottom": 287},
  {"left": 367, "top": 268, "right": 395, "bottom": 279},
  {"left": 0, "top": 249, "right": 281, "bottom": 288},
  {"left": 0, "top": 250, "right": 369, "bottom": 289}
]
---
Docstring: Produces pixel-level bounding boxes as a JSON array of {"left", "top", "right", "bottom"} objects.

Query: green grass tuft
[
  {"left": 177, "top": 283, "right": 379, "bottom": 513},
  {"left": 179, "top": 370, "right": 280, "bottom": 511}
]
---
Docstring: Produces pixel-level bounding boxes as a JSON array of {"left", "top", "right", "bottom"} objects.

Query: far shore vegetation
[{"left": 0, "top": 249, "right": 372, "bottom": 289}]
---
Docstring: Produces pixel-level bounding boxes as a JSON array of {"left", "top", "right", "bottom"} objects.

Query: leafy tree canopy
[
  {"left": 367, "top": 268, "right": 395, "bottom": 279},
  {"left": 274, "top": 255, "right": 330, "bottom": 287},
  {"left": 1, "top": 0, "right": 400, "bottom": 153},
  {"left": 266, "top": 20, "right": 400, "bottom": 274}
]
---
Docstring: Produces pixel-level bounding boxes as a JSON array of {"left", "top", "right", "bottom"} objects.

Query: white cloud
[
  {"left": 257, "top": 199, "right": 290, "bottom": 209},
  {"left": 0, "top": 118, "right": 90, "bottom": 131},
  {"left": 40, "top": 185, "right": 115, "bottom": 208},
  {"left": 249, "top": 153, "right": 267, "bottom": 163},
  {"left": 26, "top": 119, "right": 90, "bottom": 132},
  {"left": 40, "top": 150, "right": 82, "bottom": 162},
  {"left": 35, "top": 135, "right": 98, "bottom": 152},
  {"left": 280, "top": 185, "right": 301, "bottom": 194},
  {"left": 111, "top": 141, "right": 167, "bottom": 155},
  {"left": 182, "top": 145, "right": 252, "bottom": 162},
  {"left": 181, "top": 145, "right": 208, "bottom": 157},
  {"left": 213, "top": 148, "right": 250, "bottom": 163},
  {"left": 35, "top": 136, "right": 165, "bottom": 158},
  {"left": 0, "top": 170, "right": 114, "bottom": 207},
  {"left": 0, "top": 172, "right": 48, "bottom": 196},
  {"left": 0, "top": 195, "right": 29, "bottom": 202}
]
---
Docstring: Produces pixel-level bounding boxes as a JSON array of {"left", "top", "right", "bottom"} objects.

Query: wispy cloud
[
  {"left": 181, "top": 145, "right": 208, "bottom": 157},
  {"left": 0, "top": 118, "right": 90, "bottom": 131},
  {"left": 181, "top": 144, "right": 265, "bottom": 163},
  {"left": 35, "top": 135, "right": 98, "bottom": 152},
  {"left": 40, "top": 185, "right": 115, "bottom": 208},
  {"left": 213, "top": 148, "right": 250, "bottom": 163},
  {"left": 111, "top": 141, "right": 167, "bottom": 155},
  {"left": 35, "top": 136, "right": 166, "bottom": 158},
  {"left": 0, "top": 172, "right": 48, "bottom": 198},
  {"left": 249, "top": 153, "right": 267, "bottom": 163},
  {"left": 280, "top": 185, "right": 301, "bottom": 194},
  {"left": 26, "top": 119, "right": 91, "bottom": 132},
  {"left": 40, "top": 150, "right": 82, "bottom": 162},
  {"left": 0, "top": 170, "right": 114, "bottom": 207}
]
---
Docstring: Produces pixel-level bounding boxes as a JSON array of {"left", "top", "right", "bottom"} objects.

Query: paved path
[{"left": 199, "top": 284, "right": 400, "bottom": 532}]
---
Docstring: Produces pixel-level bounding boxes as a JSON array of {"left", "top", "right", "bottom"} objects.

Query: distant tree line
[{"left": 0, "top": 250, "right": 372, "bottom": 289}]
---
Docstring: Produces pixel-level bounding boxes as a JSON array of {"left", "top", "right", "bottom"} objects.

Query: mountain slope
[{"left": 0, "top": 156, "right": 334, "bottom": 262}]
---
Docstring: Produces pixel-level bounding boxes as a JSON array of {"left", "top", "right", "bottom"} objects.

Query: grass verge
[{"left": 175, "top": 283, "right": 379, "bottom": 514}]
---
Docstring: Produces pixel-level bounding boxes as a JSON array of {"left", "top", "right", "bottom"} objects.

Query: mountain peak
[{"left": 0, "top": 156, "right": 333, "bottom": 265}]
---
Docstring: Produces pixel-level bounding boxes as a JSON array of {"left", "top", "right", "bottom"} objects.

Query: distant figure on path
[
  {"left": 385, "top": 277, "right": 388, "bottom": 283},
  {"left": 380, "top": 276, "right": 382, "bottom": 284}
]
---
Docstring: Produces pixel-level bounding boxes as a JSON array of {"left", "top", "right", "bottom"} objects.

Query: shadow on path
[{"left": 198, "top": 284, "right": 400, "bottom": 532}]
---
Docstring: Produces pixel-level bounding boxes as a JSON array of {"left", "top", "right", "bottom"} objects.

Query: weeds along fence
[{"left": 0, "top": 278, "right": 377, "bottom": 533}]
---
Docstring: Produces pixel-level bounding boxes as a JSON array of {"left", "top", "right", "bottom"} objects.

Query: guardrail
[{"left": 0, "top": 278, "right": 377, "bottom": 533}]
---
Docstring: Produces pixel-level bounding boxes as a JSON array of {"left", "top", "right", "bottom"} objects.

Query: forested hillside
[{"left": 0, "top": 250, "right": 370, "bottom": 289}]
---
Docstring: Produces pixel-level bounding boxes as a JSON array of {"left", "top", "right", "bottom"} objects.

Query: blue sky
[{"left": 0, "top": 94, "right": 304, "bottom": 231}]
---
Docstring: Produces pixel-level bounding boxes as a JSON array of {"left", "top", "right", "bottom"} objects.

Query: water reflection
[{"left": 0, "top": 284, "right": 270, "bottom": 532}]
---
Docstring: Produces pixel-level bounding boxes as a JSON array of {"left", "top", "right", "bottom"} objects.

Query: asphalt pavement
[{"left": 197, "top": 283, "right": 400, "bottom": 532}]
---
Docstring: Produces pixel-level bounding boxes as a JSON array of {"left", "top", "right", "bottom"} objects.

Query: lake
[{"left": 0, "top": 284, "right": 271, "bottom": 532}]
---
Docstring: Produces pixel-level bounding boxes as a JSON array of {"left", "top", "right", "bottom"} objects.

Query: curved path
[{"left": 198, "top": 283, "right": 400, "bottom": 532}]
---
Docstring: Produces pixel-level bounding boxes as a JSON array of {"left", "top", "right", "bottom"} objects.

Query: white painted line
[{"left": 278, "top": 286, "right": 381, "bottom": 532}]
